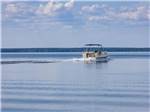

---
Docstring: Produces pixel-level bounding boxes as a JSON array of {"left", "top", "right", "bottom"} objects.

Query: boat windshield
[
  {"left": 84, "top": 44, "right": 102, "bottom": 47},
  {"left": 84, "top": 44, "right": 103, "bottom": 52}
]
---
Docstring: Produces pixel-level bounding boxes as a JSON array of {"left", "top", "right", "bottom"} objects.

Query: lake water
[{"left": 1, "top": 52, "right": 150, "bottom": 112}]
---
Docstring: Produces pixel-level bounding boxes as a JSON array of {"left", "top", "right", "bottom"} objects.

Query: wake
[{"left": 1, "top": 58, "right": 85, "bottom": 64}]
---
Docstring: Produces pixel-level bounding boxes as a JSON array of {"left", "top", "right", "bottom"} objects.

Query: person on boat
[{"left": 86, "top": 53, "right": 89, "bottom": 58}]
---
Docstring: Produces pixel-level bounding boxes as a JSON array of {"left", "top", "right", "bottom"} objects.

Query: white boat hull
[
  {"left": 95, "top": 56, "right": 109, "bottom": 62},
  {"left": 82, "top": 52, "right": 109, "bottom": 62},
  {"left": 83, "top": 57, "right": 108, "bottom": 62}
]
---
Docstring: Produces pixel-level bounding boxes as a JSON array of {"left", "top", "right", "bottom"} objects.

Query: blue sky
[{"left": 2, "top": 0, "right": 150, "bottom": 48}]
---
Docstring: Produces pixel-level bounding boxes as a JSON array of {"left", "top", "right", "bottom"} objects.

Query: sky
[{"left": 2, "top": 0, "right": 150, "bottom": 48}]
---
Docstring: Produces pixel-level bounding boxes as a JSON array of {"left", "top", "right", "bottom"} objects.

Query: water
[{"left": 1, "top": 52, "right": 150, "bottom": 112}]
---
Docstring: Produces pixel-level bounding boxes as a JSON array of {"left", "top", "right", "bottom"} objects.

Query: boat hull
[
  {"left": 83, "top": 56, "right": 109, "bottom": 62},
  {"left": 95, "top": 56, "right": 109, "bottom": 62},
  {"left": 82, "top": 51, "right": 109, "bottom": 62}
]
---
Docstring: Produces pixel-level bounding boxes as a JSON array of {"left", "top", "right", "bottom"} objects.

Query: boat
[{"left": 82, "top": 44, "right": 109, "bottom": 62}]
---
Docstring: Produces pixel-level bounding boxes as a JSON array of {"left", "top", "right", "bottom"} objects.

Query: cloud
[
  {"left": 3, "top": 2, "right": 35, "bottom": 19},
  {"left": 2, "top": 1, "right": 76, "bottom": 31},
  {"left": 81, "top": 4, "right": 107, "bottom": 13},
  {"left": 36, "top": 0, "right": 75, "bottom": 16},
  {"left": 64, "top": 0, "right": 75, "bottom": 9},
  {"left": 148, "top": 12, "right": 150, "bottom": 20},
  {"left": 80, "top": 4, "right": 150, "bottom": 23},
  {"left": 117, "top": 6, "right": 150, "bottom": 20},
  {"left": 3, "top": 3, "right": 20, "bottom": 18},
  {"left": 80, "top": 4, "right": 113, "bottom": 21},
  {"left": 36, "top": 1, "right": 63, "bottom": 16},
  {"left": 2, "top": 1, "right": 149, "bottom": 29},
  {"left": 81, "top": 4, "right": 99, "bottom": 13},
  {"left": 88, "top": 16, "right": 112, "bottom": 21},
  {"left": 5, "top": 3, "right": 18, "bottom": 14}
]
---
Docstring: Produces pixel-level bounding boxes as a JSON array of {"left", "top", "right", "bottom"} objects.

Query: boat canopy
[
  {"left": 84, "top": 44, "right": 103, "bottom": 51},
  {"left": 84, "top": 44, "right": 102, "bottom": 47}
]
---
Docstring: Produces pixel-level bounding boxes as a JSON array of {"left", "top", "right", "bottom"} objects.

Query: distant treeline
[{"left": 1, "top": 47, "right": 150, "bottom": 52}]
